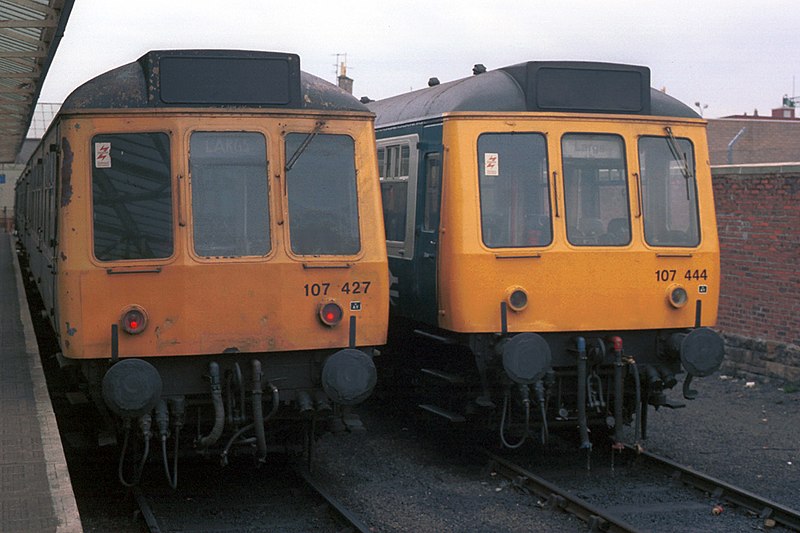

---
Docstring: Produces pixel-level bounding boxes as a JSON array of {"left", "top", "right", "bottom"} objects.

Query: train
[
  {"left": 368, "top": 61, "right": 725, "bottom": 449},
  {"left": 14, "top": 50, "right": 389, "bottom": 486}
]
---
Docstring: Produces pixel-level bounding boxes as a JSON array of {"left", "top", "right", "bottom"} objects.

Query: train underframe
[
  {"left": 383, "top": 318, "right": 725, "bottom": 450},
  {"left": 72, "top": 346, "right": 377, "bottom": 487}
]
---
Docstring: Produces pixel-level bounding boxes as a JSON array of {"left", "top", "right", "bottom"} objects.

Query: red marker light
[
  {"left": 319, "top": 302, "right": 343, "bottom": 327},
  {"left": 121, "top": 306, "right": 147, "bottom": 335},
  {"left": 609, "top": 336, "right": 623, "bottom": 352}
]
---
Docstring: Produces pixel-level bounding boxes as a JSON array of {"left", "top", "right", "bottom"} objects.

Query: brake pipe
[
  {"left": 610, "top": 336, "right": 624, "bottom": 445},
  {"left": 197, "top": 362, "right": 224, "bottom": 449},
  {"left": 220, "top": 381, "right": 280, "bottom": 466},
  {"left": 534, "top": 380, "right": 548, "bottom": 445},
  {"left": 628, "top": 358, "right": 642, "bottom": 443},
  {"left": 576, "top": 337, "right": 592, "bottom": 452},
  {"left": 252, "top": 360, "right": 267, "bottom": 463}
]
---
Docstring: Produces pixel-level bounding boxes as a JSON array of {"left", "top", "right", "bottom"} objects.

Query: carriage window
[
  {"left": 478, "top": 133, "right": 551, "bottom": 248},
  {"left": 190, "top": 132, "right": 270, "bottom": 257},
  {"left": 638, "top": 136, "right": 700, "bottom": 247},
  {"left": 286, "top": 133, "right": 360, "bottom": 255},
  {"left": 562, "top": 134, "right": 631, "bottom": 246},
  {"left": 91, "top": 132, "right": 173, "bottom": 261},
  {"left": 378, "top": 143, "right": 411, "bottom": 242},
  {"left": 423, "top": 153, "right": 441, "bottom": 231}
]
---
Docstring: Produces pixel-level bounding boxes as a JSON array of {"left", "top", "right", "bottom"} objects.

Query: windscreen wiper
[
  {"left": 664, "top": 126, "right": 692, "bottom": 199},
  {"left": 285, "top": 121, "right": 325, "bottom": 172}
]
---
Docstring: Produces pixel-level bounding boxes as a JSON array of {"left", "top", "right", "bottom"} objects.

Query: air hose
[
  {"left": 197, "top": 362, "right": 224, "bottom": 449},
  {"left": 500, "top": 385, "right": 531, "bottom": 449},
  {"left": 118, "top": 415, "right": 152, "bottom": 487}
]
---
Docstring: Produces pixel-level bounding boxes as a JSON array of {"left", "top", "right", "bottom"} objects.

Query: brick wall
[
  {"left": 708, "top": 118, "right": 800, "bottom": 165},
  {"left": 712, "top": 165, "right": 800, "bottom": 381}
]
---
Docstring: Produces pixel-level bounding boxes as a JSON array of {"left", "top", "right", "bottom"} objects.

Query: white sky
[{"left": 39, "top": 0, "right": 799, "bottom": 119}]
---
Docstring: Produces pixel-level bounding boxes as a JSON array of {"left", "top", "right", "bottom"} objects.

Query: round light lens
[
  {"left": 507, "top": 288, "right": 529, "bottom": 312},
  {"left": 319, "top": 302, "right": 343, "bottom": 327},
  {"left": 121, "top": 306, "right": 147, "bottom": 334},
  {"left": 668, "top": 285, "right": 688, "bottom": 308}
]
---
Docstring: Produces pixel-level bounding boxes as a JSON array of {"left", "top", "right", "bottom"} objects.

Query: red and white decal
[
  {"left": 484, "top": 152, "right": 499, "bottom": 176},
  {"left": 95, "top": 142, "right": 112, "bottom": 168}
]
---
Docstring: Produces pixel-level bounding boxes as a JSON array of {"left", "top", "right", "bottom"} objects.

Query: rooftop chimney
[{"left": 337, "top": 60, "right": 353, "bottom": 94}]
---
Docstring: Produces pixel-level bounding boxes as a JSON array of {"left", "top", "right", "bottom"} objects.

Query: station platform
[{"left": 0, "top": 233, "right": 82, "bottom": 532}]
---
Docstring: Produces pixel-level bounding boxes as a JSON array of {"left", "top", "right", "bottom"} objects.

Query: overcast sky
[{"left": 39, "top": 0, "right": 799, "bottom": 119}]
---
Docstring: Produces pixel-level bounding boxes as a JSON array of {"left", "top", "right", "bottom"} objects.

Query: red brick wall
[
  {"left": 712, "top": 165, "right": 800, "bottom": 383},
  {"left": 712, "top": 166, "right": 800, "bottom": 381}
]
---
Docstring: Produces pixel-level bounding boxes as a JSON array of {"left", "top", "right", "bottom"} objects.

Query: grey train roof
[
  {"left": 62, "top": 50, "right": 368, "bottom": 113},
  {"left": 368, "top": 61, "right": 699, "bottom": 127}
]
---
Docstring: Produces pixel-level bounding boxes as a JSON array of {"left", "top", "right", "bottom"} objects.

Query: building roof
[{"left": 0, "top": 0, "right": 74, "bottom": 162}]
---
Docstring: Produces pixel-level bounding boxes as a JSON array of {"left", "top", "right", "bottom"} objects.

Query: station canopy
[{"left": 0, "top": 0, "right": 73, "bottom": 162}]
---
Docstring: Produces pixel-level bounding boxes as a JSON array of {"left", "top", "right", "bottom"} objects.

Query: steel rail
[
  {"left": 623, "top": 444, "right": 800, "bottom": 531},
  {"left": 293, "top": 465, "right": 372, "bottom": 533},
  {"left": 132, "top": 486, "right": 162, "bottom": 533},
  {"left": 482, "top": 449, "right": 644, "bottom": 533}
]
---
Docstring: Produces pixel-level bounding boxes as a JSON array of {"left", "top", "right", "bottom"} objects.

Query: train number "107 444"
[{"left": 655, "top": 269, "right": 708, "bottom": 282}]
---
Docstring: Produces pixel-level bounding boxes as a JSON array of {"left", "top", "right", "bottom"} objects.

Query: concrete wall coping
[{"left": 712, "top": 163, "right": 800, "bottom": 176}]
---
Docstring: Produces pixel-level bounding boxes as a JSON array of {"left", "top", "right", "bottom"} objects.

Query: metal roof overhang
[{"left": 0, "top": 0, "right": 73, "bottom": 162}]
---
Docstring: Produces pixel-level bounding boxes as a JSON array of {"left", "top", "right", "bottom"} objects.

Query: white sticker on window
[
  {"left": 484, "top": 152, "right": 499, "bottom": 176},
  {"left": 95, "top": 142, "right": 111, "bottom": 168}
]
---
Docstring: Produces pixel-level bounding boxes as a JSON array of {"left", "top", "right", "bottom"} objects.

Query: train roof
[
  {"left": 368, "top": 61, "right": 700, "bottom": 127},
  {"left": 62, "top": 50, "right": 369, "bottom": 113}
]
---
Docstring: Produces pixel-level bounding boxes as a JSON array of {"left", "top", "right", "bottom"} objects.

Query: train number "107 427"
[
  {"left": 304, "top": 281, "right": 372, "bottom": 297},
  {"left": 655, "top": 269, "right": 708, "bottom": 282}
]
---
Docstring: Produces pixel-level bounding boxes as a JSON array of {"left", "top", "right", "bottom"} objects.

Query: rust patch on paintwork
[
  {"left": 155, "top": 318, "right": 180, "bottom": 351},
  {"left": 155, "top": 318, "right": 179, "bottom": 349},
  {"left": 60, "top": 138, "right": 74, "bottom": 207}
]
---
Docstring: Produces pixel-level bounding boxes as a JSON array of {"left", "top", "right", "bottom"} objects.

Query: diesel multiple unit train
[
  {"left": 15, "top": 52, "right": 726, "bottom": 486},
  {"left": 14, "top": 50, "right": 389, "bottom": 486},
  {"left": 368, "top": 61, "right": 725, "bottom": 449}
]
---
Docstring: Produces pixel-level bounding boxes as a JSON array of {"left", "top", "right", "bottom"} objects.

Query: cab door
[{"left": 412, "top": 147, "right": 442, "bottom": 325}]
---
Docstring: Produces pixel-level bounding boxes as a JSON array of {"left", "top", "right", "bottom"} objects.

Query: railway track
[
  {"left": 106, "top": 460, "right": 374, "bottom": 533},
  {"left": 484, "top": 449, "right": 638, "bottom": 532},
  {"left": 122, "top": 463, "right": 372, "bottom": 532},
  {"left": 484, "top": 446, "right": 800, "bottom": 532},
  {"left": 130, "top": 466, "right": 373, "bottom": 533},
  {"left": 133, "top": 486, "right": 162, "bottom": 533},
  {"left": 621, "top": 444, "right": 800, "bottom": 531},
  {"left": 293, "top": 465, "right": 373, "bottom": 533}
]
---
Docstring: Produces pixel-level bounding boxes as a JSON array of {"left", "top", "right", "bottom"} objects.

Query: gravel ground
[
  {"left": 312, "top": 373, "right": 800, "bottom": 532},
  {"left": 312, "top": 409, "right": 583, "bottom": 532},
  {"left": 646, "top": 374, "right": 800, "bottom": 511}
]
